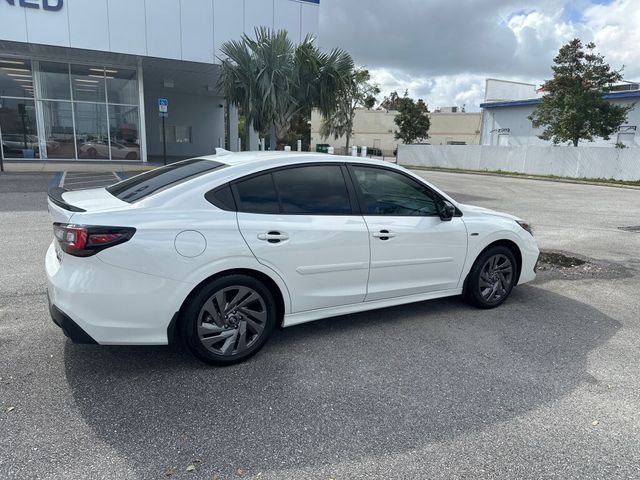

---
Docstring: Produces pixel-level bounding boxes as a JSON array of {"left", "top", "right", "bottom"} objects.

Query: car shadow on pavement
[{"left": 64, "top": 285, "right": 620, "bottom": 478}]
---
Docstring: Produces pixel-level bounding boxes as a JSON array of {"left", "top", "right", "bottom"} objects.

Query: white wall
[
  {"left": 0, "top": 0, "right": 319, "bottom": 64},
  {"left": 481, "top": 98, "right": 640, "bottom": 147},
  {"left": 398, "top": 145, "right": 640, "bottom": 181}
]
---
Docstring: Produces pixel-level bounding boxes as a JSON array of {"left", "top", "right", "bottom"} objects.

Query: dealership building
[{"left": 0, "top": 0, "right": 319, "bottom": 163}]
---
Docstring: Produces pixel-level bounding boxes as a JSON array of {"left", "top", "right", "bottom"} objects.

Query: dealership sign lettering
[{"left": 4, "top": 0, "right": 63, "bottom": 11}]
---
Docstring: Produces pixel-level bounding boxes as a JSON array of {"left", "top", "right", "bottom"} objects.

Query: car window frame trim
[
  {"left": 227, "top": 162, "right": 360, "bottom": 216},
  {"left": 346, "top": 162, "right": 462, "bottom": 218}
]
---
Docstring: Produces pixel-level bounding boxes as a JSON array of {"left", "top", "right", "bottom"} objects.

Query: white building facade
[
  {"left": 481, "top": 90, "right": 640, "bottom": 148},
  {"left": 0, "top": 0, "right": 319, "bottom": 163}
]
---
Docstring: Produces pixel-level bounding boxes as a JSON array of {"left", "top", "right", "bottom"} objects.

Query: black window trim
[
  {"left": 346, "top": 163, "right": 463, "bottom": 218},
  {"left": 226, "top": 162, "right": 359, "bottom": 216},
  {"left": 204, "top": 182, "right": 237, "bottom": 211}
]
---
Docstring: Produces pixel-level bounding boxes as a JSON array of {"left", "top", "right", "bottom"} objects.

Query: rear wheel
[
  {"left": 465, "top": 246, "right": 517, "bottom": 308},
  {"left": 181, "top": 275, "right": 276, "bottom": 365}
]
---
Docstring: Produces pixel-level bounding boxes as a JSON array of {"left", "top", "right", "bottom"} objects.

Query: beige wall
[{"left": 310, "top": 108, "right": 481, "bottom": 153}]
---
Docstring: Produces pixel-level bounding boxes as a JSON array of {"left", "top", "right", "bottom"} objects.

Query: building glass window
[
  {"left": 71, "top": 64, "right": 107, "bottom": 103},
  {"left": 0, "top": 57, "right": 34, "bottom": 99},
  {"left": 75, "top": 102, "right": 109, "bottom": 159},
  {"left": 160, "top": 125, "right": 193, "bottom": 144},
  {"left": 41, "top": 101, "right": 75, "bottom": 159},
  {"left": 1, "top": 59, "right": 141, "bottom": 162},
  {"left": 39, "top": 62, "right": 71, "bottom": 100},
  {"left": 109, "top": 105, "right": 140, "bottom": 160},
  {"left": 0, "top": 98, "right": 39, "bottom": 159},
  {"left": 106, "top": 68, "right": 138, "bottom": 105}
]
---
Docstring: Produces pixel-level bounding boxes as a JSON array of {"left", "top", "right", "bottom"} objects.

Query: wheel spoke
[
  {"left": 202, "top": 299, "right": 224, "bottom": 327},
  {"left": 219, "top": 331, "right": 238, "bottom": 355},
  {"left": 236, "top": 322, "right": 248, "bottom": 351},
  {"left": 244, "top": 316, "right": 265, "bottom": 335},
  {"left": 226, "top": 286, "right": 251, "bottom": 311},
  {"left": 200, "top": 329, "right": 235, "bottom": 348},
  {"left": 198, "top": 322, "right": 225, "bottom": 336},
  {"left": 235, "top": 292, "right": 260, "bottom": 310},
  {"left": 240, "top": 306, "right": 266, "bottom": 323}
]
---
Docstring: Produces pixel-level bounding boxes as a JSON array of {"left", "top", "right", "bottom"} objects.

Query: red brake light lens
[
  {"left": 87, "top": 233, "right": 125, "bottom": 246},
  {"left": 53, "top": 224, "right": 135, "bottom": 257}
]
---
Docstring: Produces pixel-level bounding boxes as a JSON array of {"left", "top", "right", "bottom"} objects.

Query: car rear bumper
[
  {"left": 48, "top": 293, "right": 97, "bottom": 344},
  {"left": 45, "top": 242, "right": 188, "bottom": 345}
]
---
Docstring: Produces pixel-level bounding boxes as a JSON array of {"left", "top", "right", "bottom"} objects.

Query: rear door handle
[
  {"left": 372, "top": 229, "right": 396, "bottom": 240},
  {"left": 257, "top": 231, "right": 290, "bottom": 243}
]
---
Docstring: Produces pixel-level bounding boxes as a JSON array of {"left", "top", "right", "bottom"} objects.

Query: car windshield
[{"left": 107, "top": 158, "right": 226, "bottom": 203}]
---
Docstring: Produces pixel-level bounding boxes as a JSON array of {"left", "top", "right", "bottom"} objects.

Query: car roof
[{"left": 197, "top": 150, "right": 359, "bottom": 166}]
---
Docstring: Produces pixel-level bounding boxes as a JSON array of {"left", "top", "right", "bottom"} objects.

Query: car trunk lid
[{"left": 47, "top": 187, "right": 130, "bottom": 223}]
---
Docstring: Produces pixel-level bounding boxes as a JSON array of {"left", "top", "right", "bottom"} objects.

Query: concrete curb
[{"left": 2, "top": 161, "right": 153, "bottom": 173}]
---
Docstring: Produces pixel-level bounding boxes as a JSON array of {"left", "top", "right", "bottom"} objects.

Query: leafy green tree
[
  {"left": 529, "top": 38, "right": 631, "bottom": 147},
  {"left": 394, "top": 93, "right": 430, "bottom": 144},
  {"left": 380, "top": 90, "right": 404, "bottom": 111},
  {"left": 320, "top": 68, "right": 380, "bottom": 151},
  {"left": 219, "top": 27, "right": 353, "bottom": 150}
]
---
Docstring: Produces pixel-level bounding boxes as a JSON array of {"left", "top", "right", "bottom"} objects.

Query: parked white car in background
[{"left": 46, "top": 151, "right": 539, "bottom": 365}]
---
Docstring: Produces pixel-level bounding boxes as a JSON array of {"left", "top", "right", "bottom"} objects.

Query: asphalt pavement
[{"left": 1, "top": 171, "right": 639, "bottom": 479}]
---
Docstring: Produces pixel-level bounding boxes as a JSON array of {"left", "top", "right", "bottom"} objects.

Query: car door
[
  {"left": 349, "top": 164, "right": 468, "bottom": 302},
  {"left": 234, "top": 163, "right": 370, "bottom": 313}
]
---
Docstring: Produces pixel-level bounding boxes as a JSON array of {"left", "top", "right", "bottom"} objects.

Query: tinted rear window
[
  {"left": 107, "top": 159, "right": 226, "bottom": 203},
  {"left": 272, "top": 165, "right": 352, "bottom": 214},
  {"left": 234, "top": 173, "right": 280, "bottom": 214}
]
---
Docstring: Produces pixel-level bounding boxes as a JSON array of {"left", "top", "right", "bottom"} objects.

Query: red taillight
[
  {"left": 53, "top": 224, "right": 135, "bottom": 257},
  {"left": 88, "top": 233, "right": 125, "bottom": 246}
]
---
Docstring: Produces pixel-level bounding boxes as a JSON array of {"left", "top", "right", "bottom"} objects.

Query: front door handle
[
  {"left": 257, "top": 231, "right": 290, "bottom": 243},
  {"left": 372, "top": 229, "right": 396, "bottom": 240}
]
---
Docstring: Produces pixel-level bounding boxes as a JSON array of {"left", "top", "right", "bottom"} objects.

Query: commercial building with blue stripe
[{"left": 480, "top": 79, "right": 640, "bottom": 147}]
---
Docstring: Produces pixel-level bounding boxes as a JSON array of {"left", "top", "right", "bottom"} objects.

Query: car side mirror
[{"left": 438, "top": 200, "right": 456, "bottom": 222}]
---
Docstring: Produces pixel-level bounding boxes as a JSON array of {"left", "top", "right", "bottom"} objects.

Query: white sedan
[{"left": 46, "top": 151, "right": 539, "bottom": 365}]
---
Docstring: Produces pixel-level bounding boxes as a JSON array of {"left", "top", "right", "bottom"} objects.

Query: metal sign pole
[
  {"left": 158, "top": 98, "right": 169, "bottom": 166},
  {"left": 162, "top": 116, "right": 167, "bottom": 166}
]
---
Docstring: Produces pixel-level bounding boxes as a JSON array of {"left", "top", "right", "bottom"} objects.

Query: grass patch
[{"left": 404, "top": 165, "right": 640, "bottom": 187}]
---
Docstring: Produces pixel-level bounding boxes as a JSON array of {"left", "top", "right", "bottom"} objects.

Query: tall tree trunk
[
  {"left": 573, "top": 138, "right": 579, "bottom": 147},
  {"left": 345, "top": 134, "right": 350, "bottom": 154},
  {"left": 275, "top": 121, "right": 290, "bottom": 150}
]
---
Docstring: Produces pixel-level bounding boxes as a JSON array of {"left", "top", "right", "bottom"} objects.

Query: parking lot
[{"left": 1, "top": 170, "right": 640, "bottom": 479}]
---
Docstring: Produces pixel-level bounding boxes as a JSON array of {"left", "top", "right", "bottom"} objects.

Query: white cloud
[
  {"left": 320, "top": 0, "right": 638, "bottom": 111},
  {"left": 584, "top": 0, "right": 640, "bottom": 79}
]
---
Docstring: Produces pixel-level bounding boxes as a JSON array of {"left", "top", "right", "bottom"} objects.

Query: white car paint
[{"left": 45, "top": 152, "right": 539, "bottom": 346}]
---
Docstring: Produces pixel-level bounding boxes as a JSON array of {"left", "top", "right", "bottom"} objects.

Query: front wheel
[
  {"left": 465, "top": 246, "right": 517, "bottom": 308},
  {"left": 180, "top": 275, "right": 277, "bottom": 365}
]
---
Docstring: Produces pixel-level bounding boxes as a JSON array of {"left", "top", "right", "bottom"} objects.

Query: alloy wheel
[
  {"left": 478, "top": 254, "right": 514, "bottom": 302},
  {"left": 197, "top": 285, "right": 267, "bottom": 356}
]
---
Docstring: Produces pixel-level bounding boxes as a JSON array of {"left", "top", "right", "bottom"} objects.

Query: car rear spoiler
[{"left": 48, "top": 187, "right": 86, "bottom": 212}]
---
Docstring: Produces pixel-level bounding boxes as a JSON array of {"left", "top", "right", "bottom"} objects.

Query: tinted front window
[
  {"left": 272, "top": 166, "right": 351, "bottom": 215},
  {"left": 107, "top": 159, "right": 225, "bottom": 203},
  {"left": 234, "top": 173, "right": 280, "bottom": 214},
  {"left": 353, "top": 166, "right": 438, "bottom": 216}
]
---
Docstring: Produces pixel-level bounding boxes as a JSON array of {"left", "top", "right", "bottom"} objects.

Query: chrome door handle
[
  {"left": 372, "top": 230, "right": 396, "bottom": 240},
  {"left": 257, "top": 231, "right": 290, "bottom": 243}
]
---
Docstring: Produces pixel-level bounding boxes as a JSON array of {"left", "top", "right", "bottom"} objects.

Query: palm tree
[{"left": 219, "top": 27, "right": 353, "bottom": 150}]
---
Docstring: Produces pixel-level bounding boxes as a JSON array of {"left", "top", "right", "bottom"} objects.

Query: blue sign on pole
[{"left": 158, "top": 98, "right": 168, "bottom": 117}]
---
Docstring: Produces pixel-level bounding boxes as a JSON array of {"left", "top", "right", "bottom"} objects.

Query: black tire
[
  {"left": 180, "top": 274, "right": 277, "bottom": 365},
  {"left": 465, "top": 246, "right": 517, "bottom": 309}
]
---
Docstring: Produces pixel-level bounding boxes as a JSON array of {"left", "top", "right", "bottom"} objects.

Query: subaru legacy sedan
[{"left": 46, "top": 151, "right": 539, "bottom": 365}]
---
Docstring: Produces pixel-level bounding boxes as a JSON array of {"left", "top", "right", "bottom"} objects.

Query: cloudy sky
[{"left": 318, "top": 0, "right": 640, "bottom": 111}]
